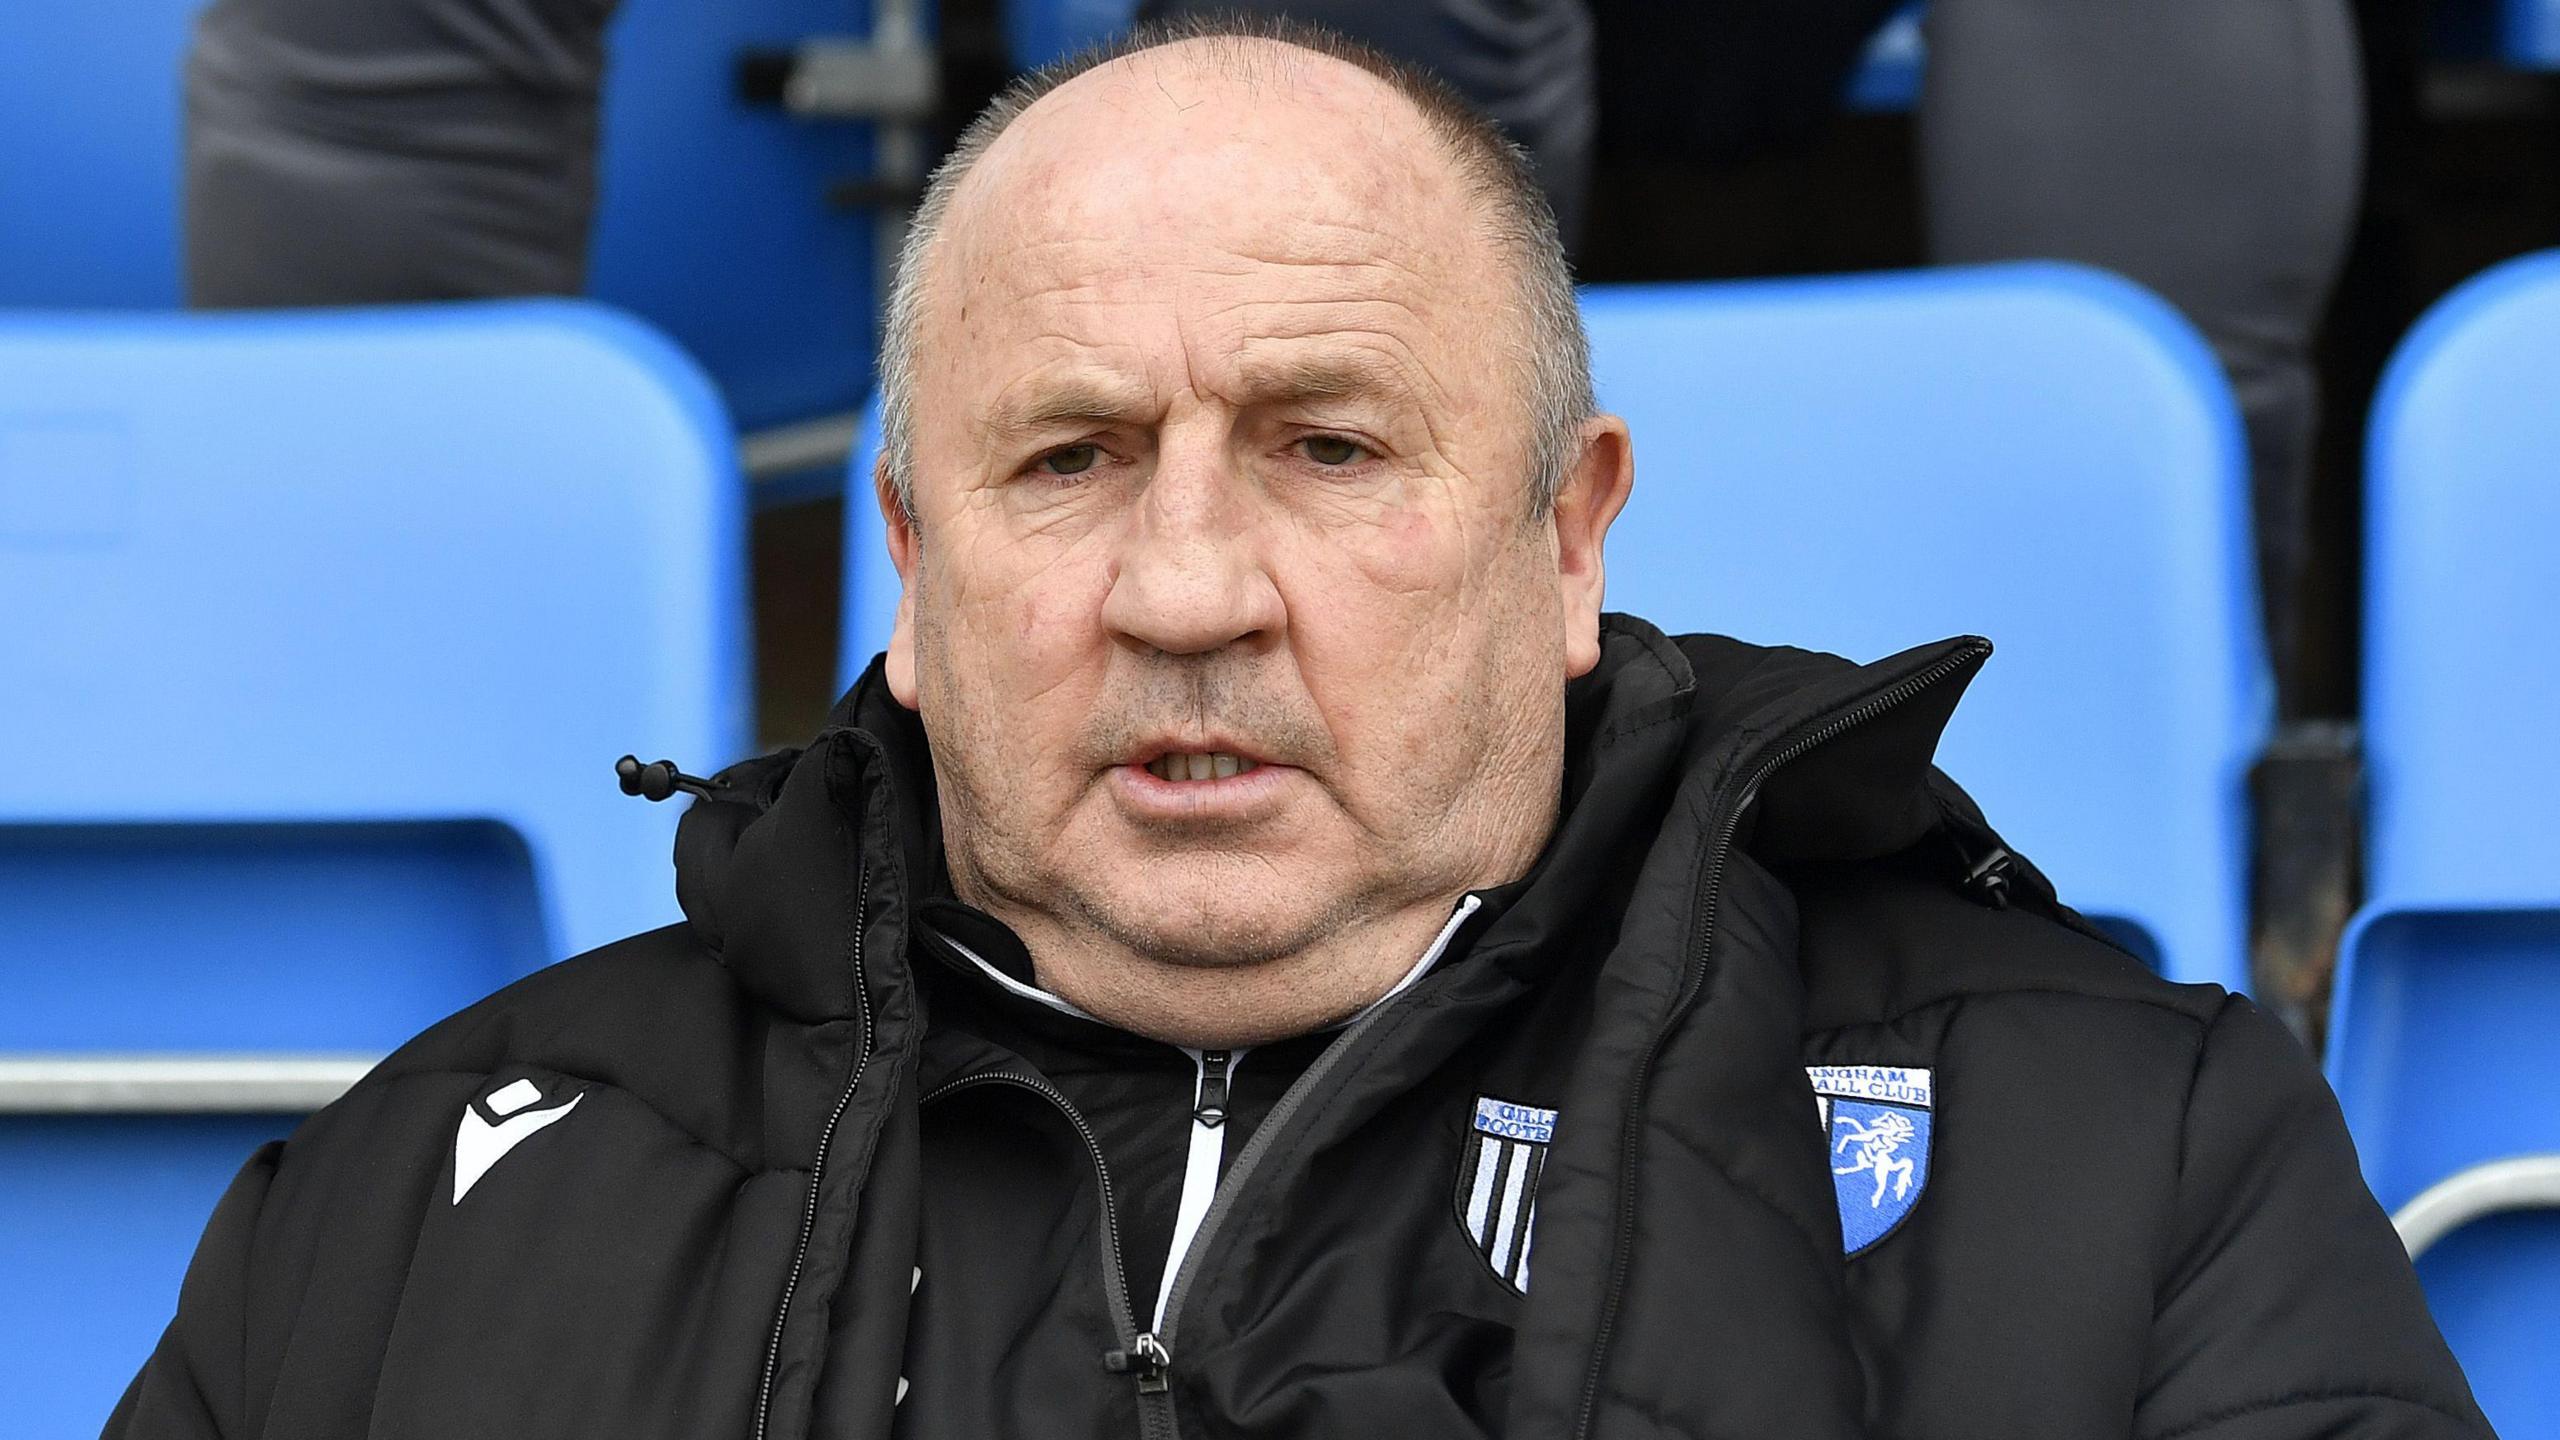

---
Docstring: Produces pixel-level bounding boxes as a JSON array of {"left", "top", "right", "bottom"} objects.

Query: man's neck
[{"left": 980, "top": 895, "right": 1480, "bottom": 1049}]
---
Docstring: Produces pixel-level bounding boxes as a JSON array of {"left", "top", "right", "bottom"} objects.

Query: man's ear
[
  {"left": 878, "top": 458, "right": 923, "bottom": 711},
  {"left": 1554, "top": 414, "right": 1635, "bottom": 679}
]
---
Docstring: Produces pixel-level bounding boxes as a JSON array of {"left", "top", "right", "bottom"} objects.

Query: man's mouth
[{"left": 1142, "top": 752, "right": 1263, "bottom": 783}]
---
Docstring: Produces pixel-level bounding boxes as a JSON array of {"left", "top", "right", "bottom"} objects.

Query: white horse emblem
[
  {"left": 1832, "top": 1108, "right": 1919, "bottom": 1207},
  {"left": 1809, "top": 1065, "right": 1933, "bottom": 1253}
]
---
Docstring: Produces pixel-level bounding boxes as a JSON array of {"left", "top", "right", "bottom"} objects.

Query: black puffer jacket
[{"left": 108, "top": 621, "right": 2491, "bottom": 1440}]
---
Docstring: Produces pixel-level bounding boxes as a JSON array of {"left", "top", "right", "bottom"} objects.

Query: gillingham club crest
[
  {"left": 1456, "top": 1096, "right": 1555, "bottom": 1294},
  {"left": 1808, "top": 1065, "right": 1934, "bottom": 1254}
]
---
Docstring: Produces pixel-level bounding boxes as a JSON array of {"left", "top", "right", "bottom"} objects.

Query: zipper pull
[
  {"left": 1102, "top": 1332, "right": 1172, "bottom": 1394},
  {"left": 1194, "top": 1050, "right": 1231, "bottom": 1128}
]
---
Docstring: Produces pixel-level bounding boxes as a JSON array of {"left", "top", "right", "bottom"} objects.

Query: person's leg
[
  {"left": 1919, "top": 0, "right": 2365, "bottom": 701},
  {"left": 1139, "top": 0, "right": 1598, "bottom": 246},
  {"left": 184, "top": 0, "right": 617, "bottom": 305}
]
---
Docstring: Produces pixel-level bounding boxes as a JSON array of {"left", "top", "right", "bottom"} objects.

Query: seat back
[
  {"left": 588, "top": 0, "right": 886, "bottom": 429},
  {"left": 0, "top": 0, "right": 879, "bottom": 427},
  {"left": 838, "top": 263, "right": 2261, "bottom": 988},
  {"left": 1586, "top": 264, "right": 2260, "bottom": 987},
  {"left": 2504, "top": 0, "right": 2560, "bottom": 64},
  {"left": 0, "top": 0, "right": 204, "bottom": 307},
  {"left": 0, "top": 300, "right": 748, "bottom": 1431},
  {"left": 2327, "top": 249, "right": 2560, "bottom": 1439},
  {"left": 1, "top": 299, "right": 749, "bottom": 978}
]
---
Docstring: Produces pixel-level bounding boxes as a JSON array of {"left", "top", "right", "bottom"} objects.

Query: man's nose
[{"left": 1100, "top": 439, "right": 1286, "bottom": 657}]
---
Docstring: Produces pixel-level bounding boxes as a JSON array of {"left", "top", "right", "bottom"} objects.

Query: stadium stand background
[{"left": 5, "top": 0, "right": 2560, "bottom": 1434}]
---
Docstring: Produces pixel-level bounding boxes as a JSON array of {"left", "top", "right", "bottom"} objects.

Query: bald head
[{"left": 878, "top": 18, "right": 1591, "bottom": 521}]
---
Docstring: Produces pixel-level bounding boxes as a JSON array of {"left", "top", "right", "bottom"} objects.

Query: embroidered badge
[
  {"left": 1807, "top": 1065, "right": 1934, "bottom": 1254},
  {"left": 1457, "top": 1096, "right": 1555, "bottom": 1293}
]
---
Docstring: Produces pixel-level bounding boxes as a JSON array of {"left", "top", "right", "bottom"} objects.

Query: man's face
[{"left": 884, "top": 45, "right": 1627, "bottom": 1028}]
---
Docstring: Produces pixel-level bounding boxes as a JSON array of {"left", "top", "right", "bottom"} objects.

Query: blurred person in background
[
  {"left": 118, "top": 21, "right": 2484, "bottom": 1440},
  {"left": 185, "top": 0, "right": 613, "bottom": 303},
  {"left": 1141, "top": 0, "right": 2364, "bottom": 730},
  {"left": 187, "top": 0, "right": 2359, "bottom": 692}
]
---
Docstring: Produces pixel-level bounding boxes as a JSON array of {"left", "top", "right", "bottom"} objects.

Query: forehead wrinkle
[
  {"left": 976, "top": 364, "right": 1159, "bottom": 446},
  {"left": 1223, "top": 348, "right": 1417, "bottom": 409}
]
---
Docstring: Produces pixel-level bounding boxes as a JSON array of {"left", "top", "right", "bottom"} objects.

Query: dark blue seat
[
  {"left": 588, "top": 0, "right": 888, "bottom": 430},
  {"left": 2519, "top": 0, "right": 2560, "bottom": 62},
  {"left": 2326, "top": 249, "right": 2560, "bottom": 1440},
  {"left": 1008, "top": 0, "right": 1139, "bottom": 67},
  {"left": 0, "top": 300, "right": 749, "bottom": 1433},
  {"left": 0, "top": 0, "right": 203, "bottom": 307},
  {"left": 0, "top": 0, "right": 881, "bottom": 430},
  {"left": 840, "top": 263, "right": 2263, "bottom": 990}
]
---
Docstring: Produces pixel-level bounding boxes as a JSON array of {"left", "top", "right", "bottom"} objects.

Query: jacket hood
[{"left": 667, "top": 616, "right": 1991, "bottom": 1016}]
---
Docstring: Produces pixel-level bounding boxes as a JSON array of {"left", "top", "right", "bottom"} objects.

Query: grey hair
[{"left": 876, "top": 14, "right": 1595, "bottom": 522}]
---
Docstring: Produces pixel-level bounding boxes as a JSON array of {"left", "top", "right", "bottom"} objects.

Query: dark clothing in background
[
  {"left": 1586, "top": 0, "right": 1905, "bottom": 162},
  {"left": 107, "top": 623, "right": 2488, "bottom": 1439},
  {"left": 184, "top": 0, "right": 2363, "bottom": 686},
  {"left": 1918, "top": 0, "right": 2365, "bottom": 701},
  {"left": 1157, "top": 0, "right": 2364, "bottom": 697},
  {"left": 1142, "top": 0, "right": 1599, "bottom": 250},
  {"left": 185, "top": 0, "right": 615, "bottom": 303}
]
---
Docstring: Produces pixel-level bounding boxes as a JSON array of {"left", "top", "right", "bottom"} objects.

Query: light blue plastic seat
[
  {"left": 2325, "top": 249, "right": 2560, "bottom": 1440},
  {"left": 841, "top": 400, "right": 900, "bottom": 690},
  {"left": 0, "top": 300, "right": 749, "bottom": 1434},
  {"left": 840, "top": 263, "right": 2262, "bottom": 989},
  {"left": 1593, "top": 264, "right": 2260, "bottom": 988}
]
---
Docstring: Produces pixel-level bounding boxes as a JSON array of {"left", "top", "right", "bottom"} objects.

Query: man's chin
[
  {"left": 1082, "top": 899, "right": 1342, "bottom": 973},
  {"left": 1058, "top": 872, "right": 1358, "bottom": 973}
]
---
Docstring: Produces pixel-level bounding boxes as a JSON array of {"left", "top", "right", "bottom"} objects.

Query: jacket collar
[{"left": 669, "top": 616, "right": 1990, "bottom": 1023}]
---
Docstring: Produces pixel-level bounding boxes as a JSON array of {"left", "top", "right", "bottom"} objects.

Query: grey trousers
[
  {"left": 1141, "top": 0, "right": 2365, "bottom": 694},
  {"left": 1919, "top": 0, "right": 2365, "bottom": 696},
  {"left": 184, "top": 0, "right": 615, "bottom": 304}
]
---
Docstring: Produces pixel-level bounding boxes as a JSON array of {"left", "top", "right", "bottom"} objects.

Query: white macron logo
[{"left": 453, "top": 1078, "right": 583, "bottom": 1204}]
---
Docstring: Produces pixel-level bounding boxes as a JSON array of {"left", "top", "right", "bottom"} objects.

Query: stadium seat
[
  {"left": 2326, "top": 248, "right": 2560, "bottom": 1440},
  {"left": 2511, "top": 0, "right": 2560, "bottom": 64},
  {"left": 0, "top": 0, "right": 204, "bottom": 307},
  {"left": 0, "top": 0, "right": 880, "bottom": 431},
  {"left": 1585, "top": 265, "right": 2261, "bottom": 989},
  {"left": 839, "top": 263, "right": 2263, "bottom": 990},
  {"left": 1844, "top": 3, "right": 1927, "bottom": 112},
  {"left": 0, "top": 300, "right": 750, "bottom": 1433},
  {"left": 1009, "top": 0, "right": 1141, "bottom": 68},
  {"left": 588, "top": 0, "right": 887, "bottom": 431},
  {"left": 841, "top": 399, "right": 901, "bottom": 691}
]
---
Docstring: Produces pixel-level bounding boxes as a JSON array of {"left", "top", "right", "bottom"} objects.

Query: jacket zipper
[
  {"left": 1151, "top": 1048, "right": 1238, "bottom": 1331},
  {"left": 1567, "top": 638, "right": 1991, "bottom": 1440},
  {"left": 1145, "top": 895, "right": 1480, "bottom": 1440},
  {"left": 752, "top": 865, "right": 872, "bottom": 1440},
  {"left": 919, "top": 1070, "right": 1177, "bottom": 1440}
]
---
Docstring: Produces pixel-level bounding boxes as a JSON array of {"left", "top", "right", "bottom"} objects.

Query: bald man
[{"left": 114, "top": 20, "right": 2484, "bottom": 1440}]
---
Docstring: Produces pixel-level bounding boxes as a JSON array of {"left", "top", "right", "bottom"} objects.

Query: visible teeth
[{"left": 1145, "top": 753, "right": 1258, "bottom": 782}]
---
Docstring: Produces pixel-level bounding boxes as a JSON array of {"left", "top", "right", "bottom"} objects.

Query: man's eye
[
  {"left": 1039, "top": 444, "right": 1101, "bottom": 476},
  {"left": 1299, "top": 435, "right": 1367, "bottom": 467}
]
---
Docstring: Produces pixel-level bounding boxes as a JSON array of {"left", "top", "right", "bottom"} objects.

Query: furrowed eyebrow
[
  {"left": 977, "top": 379, "right": 1153, "bottom": 450},
  {"left": 1231, "top": 352, "right": 1418, "bottom": 411}
]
